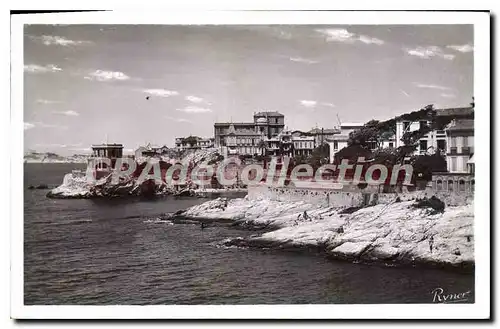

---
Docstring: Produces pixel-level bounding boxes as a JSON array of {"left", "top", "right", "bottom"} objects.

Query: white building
[
  {"left": 395, "top": 107, "right": 473, "bottom": 156},
  {"left": 327, "top": 123, "right": 363, "bottom": 163},
  {"left": 445, "top": 119, "right": 474, "bottom": 174},
  {"left": 292, "top": 135, "right": 316, "bottom": 157}
]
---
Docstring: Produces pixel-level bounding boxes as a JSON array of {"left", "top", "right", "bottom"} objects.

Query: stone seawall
[{"left": 247, "top": 184, "right": 473, "bottom": 207}]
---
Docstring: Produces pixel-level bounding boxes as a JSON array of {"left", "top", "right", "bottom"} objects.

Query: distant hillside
[{"left": 24, "top": 152, "right": 89, "bottom": 163}]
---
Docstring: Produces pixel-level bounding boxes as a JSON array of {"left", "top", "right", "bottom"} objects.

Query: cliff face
[{"left": 181, "top": 196, "right": 474, "bottom": 269}]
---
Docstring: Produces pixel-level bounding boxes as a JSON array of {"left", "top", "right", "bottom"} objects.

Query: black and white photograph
[{"left": 9, "top": 10, "right": 490, "bottom": 320}]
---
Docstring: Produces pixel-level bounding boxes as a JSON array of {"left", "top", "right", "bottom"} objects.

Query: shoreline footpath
[{"left": 175, "top": 192, "right": 474, "bottom": 273}]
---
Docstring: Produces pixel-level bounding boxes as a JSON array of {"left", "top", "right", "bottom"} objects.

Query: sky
[{"left": 23, "top": 24, "right": 473, "bottom": 155}]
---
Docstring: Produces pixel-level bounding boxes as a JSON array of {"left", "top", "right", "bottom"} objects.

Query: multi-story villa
[
  {"left": 174, "top": 136, "right": 214, "bottom": 152},
  {"left": 214, "top": 111, "right": 285, "bottom": 156},
  {"left": 134, "top": 143, "right": 169, "bottom": 158},
  {"left": 266, "top": 130, "right": 316, "bottom": 158},
  {"left": 430, "top": 116, "right": 474, "bottom": 193},
  {"left": 292, "top": 135, "right": 316, "bottom": 157},
  {"left": 307, "top": 127, "right": 341, "bottom": 146},
  {"left": 395, "top": 107, "right": 474, "bottom": 156},
  {"left": 445, "top": 118, "right": 474, "bottom": 174}
]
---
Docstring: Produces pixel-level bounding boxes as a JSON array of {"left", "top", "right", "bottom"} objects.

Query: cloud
[
  {"left": 440, "top": 93, "right": 456, "bottom": 98},
  {"left": 315, "top": 28, "right": 384, "bottom": 45},
  {"left": 35, "top": 121, "right": 68, "bottom": 129},
  {"left": 52, "top": 110, "right": 79, "bottom": 116},
  {"left": 143, "top": 88, "right": 179, "bottom": 97},
  {"left": 24, "top": 122, "right": 67, "bottom": 130},
  {"left": 165, "top": 115, "right": 193, "bottom": 123},
  {"left": 84, "top": 70, "right": 130, "bottom": 81},
  {"left": 24, "top": 122, "right": 35, "bottom": 130},
  {"left": 37, "top": 99, "right": 62, "bottom": 104},
  {"left": 300, "top": 100, "right": 317, "bottom": 108},
  {"left": 446, "top": 44, "right": 474, "bottom": 53},
  {"left": 175, "top": 106, "right": 212, "bottom": 113},
  {"left": 185, "top": 95, "right": 210, "bottom": 104},
  {"left": 29, "top": 35, "right": 92, "bottom": 46},
  {"left": 34, "top": 143, "right": 69, "bottom": 148},
  {"left": 400, "top": 90, "right": 410, "bottom": 97},
  {"left": 289, "top": 57, "right": 319, "bottom": 64},
  {"left": 404, "top": 46, "right": 455, "bottom": 60},
  {"left": 24, "top": 64, "right": 62, "bottom": 73},
  {"left": 321, "top": 102, "right": 336, "bottom": 108},
  {"left": 358, "top": 35, "right": 385, "bottom": 45},
  {"left": 414, "top": 83, "right": 452, "bottom": 91}
]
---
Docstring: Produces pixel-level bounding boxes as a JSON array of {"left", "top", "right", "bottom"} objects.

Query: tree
[
  {"left": 292, "top": 154, "right": 307, "bottom": 165},
  {"left": 411, "top": 153, "right": 447, "bottom": 181},
  {"left": 334, "top": 144, "right": 372, "bottom": 164},
  {"left": 348, "top": 120, "right": 380, "bottom": 148},
  {"left": 336, "top": 104, "right": 437, "bottom": 169},
  {"left": 307, "top": 144, "right": 330, "bottom": 169}
]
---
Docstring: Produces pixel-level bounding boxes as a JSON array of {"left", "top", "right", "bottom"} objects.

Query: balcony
[
  {"left": 450, "top": 147, "right": 457, "bottom": 154},
  {"left": 461, "top": 147, "right": 471, "bottom": 154}
]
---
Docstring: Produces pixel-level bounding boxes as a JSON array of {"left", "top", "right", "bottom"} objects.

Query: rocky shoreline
[
  {"left": 44, "top": 171, "right": 247, "bottom": 200},
  {"left": 174, "top": 196, "right": 474, "bottom": 272}
]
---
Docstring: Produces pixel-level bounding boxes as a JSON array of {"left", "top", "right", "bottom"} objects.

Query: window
[
  {"left": 436, "top": 180, "right": 443, "bottom": 191},
  {"left": 419, "top": 120, "right": 428, "bottom": 130},
  {"left": 459, "top": 180, "right": 466, "bottom": 192},
  {"left": 389, "top": 142, "right": 394, "bottom": 148},
  {"left": 463, "top": 136, "right": 468, "bottom": 147},
  {"left": 451, "top": 157, "right": 457, "bottom": 172},
  {"left": 403, "top": 121, "right": 411, "bottom": 132},
  {"left": 333, "top": 141, "right": 338, "bottom": 150},
  {"left": 463, "top": 157, "right": 468, "bottom": 172},
  {"left": 450, "top": 137, "right": 457, "bottom": 154},
  {"left": 419, "top": 140, "right": 428, "bottom": 152},
  {"left": 437, "top": 139, "right": 446, "bottom": 151}
]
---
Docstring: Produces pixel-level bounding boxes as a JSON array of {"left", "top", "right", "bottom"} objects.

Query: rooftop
[
  {"left": 331, "top": 134, "right": 350, "bottom": 141},
  {"left": 436, "top": 107, "right": 474, "bottom": 117},
  {"left": 91, "top": 143, "right": 123, "bottom": 148},
  {"left": 308, "top": 127, "right": 341, "bottom": 134},
  {"left": 254, "top": 111, "right": 284, "bottom": 117},
  {"left": 214, "top": 122, "right": 255, "bottom": 126},
  {"left": 446, "top": 119, "right": 474, "bottom": 131}
]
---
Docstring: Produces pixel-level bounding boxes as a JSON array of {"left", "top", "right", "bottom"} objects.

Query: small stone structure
[
  {"left": 247, "top": 182, "right": 474, "bottom": 208},
  {"left": 431, "top": 172, "right": 475, "bottom": 194}
]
